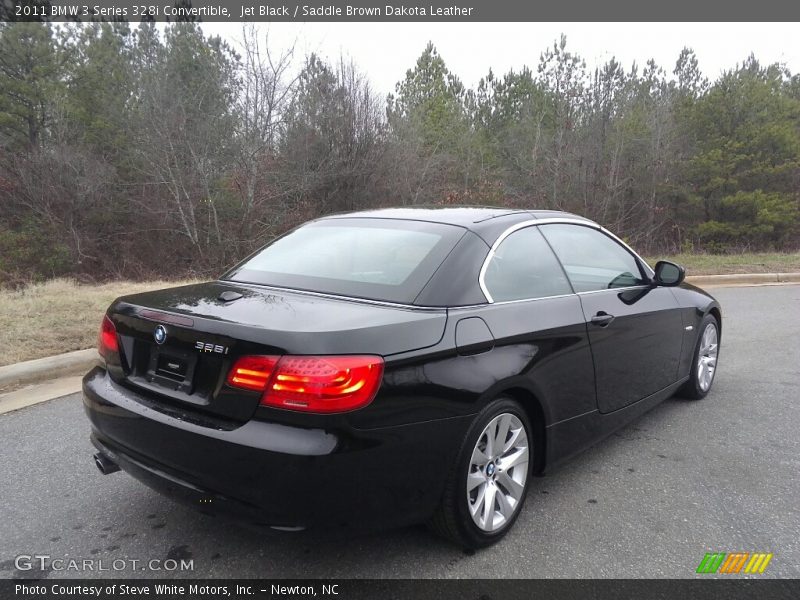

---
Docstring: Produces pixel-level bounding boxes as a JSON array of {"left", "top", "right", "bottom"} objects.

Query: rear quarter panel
[{"left": 347, "top": 294, "right": 595, "bottom": 431}]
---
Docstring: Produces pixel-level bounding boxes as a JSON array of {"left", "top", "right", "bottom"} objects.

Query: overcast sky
[{"left": 201, "top": 22, "right": 800, "bottom": 96}]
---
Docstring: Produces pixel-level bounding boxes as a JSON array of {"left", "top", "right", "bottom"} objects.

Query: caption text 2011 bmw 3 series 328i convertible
[{"left": 84, "top": 207, "right": 721, "bottom": 549}]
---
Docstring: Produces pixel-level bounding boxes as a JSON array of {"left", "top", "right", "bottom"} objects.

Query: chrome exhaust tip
[{"left": 94, "top": 452, "right": 120, "bottom": 475}]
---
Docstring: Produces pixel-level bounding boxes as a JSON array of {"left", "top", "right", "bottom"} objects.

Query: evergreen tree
[
  {"left": 0, "top": 22, "right": 61, "bottom": 149},
  {"left": 684, "top": 57, "right": 800, "bottom": 249}
]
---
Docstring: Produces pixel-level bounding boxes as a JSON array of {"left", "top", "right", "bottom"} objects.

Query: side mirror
[{"left": 653, "top": 260, "right": 685, "bottom": 287}]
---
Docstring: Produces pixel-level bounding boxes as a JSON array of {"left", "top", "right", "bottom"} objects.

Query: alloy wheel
[
  {"left": 697, "top": 323, "right": 718, "bottom": 392},
  {"left": 466, "top": 412, "right": 529, "bottom": 532}
]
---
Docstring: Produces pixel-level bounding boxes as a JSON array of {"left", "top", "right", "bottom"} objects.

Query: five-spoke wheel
[
  {"left": 697, "top": 322, "right": 718, "bottom": 392},
  {"left": 680, "top": 313, "right": 721, "bottom": 400},
  {"left": 430, "top": 398, "right": 533, "bottom": 549},
  {"left": 467, "top": 413, "right": 529, "bottom": 532}
]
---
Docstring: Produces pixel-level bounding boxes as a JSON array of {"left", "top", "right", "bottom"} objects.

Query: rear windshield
[{"left": 224, "top": 218, "right": 465, "bottom": 303}]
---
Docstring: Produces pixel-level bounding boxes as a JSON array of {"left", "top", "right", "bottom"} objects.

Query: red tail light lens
[
  {"left": 226, "top": 355, "right": 384, "bottom": 413},
  {"left": 98, "top": 315, "right": 119, "bottom": 361},
  {"left": 267, "top": 356, "right": 384, "bottom": 413},
  {"left": 226, "top": 355, "right": 279, "bottom": 392}
]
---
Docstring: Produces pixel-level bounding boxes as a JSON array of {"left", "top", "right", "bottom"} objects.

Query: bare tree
[
  {"left": 233, "top": 25, "right": 298, "bottom": 244},
  {"left": 129, "top": 24, "right": 238, "bottom": 265}
]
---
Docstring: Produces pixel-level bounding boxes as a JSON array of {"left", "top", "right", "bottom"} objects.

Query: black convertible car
[{"left": 84, "top": 207, "right": 721, "bottom": 548}]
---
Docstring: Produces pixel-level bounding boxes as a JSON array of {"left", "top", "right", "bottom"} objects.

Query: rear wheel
[
  {"left": 679, "top": 314, "right": 720, "bottom": 400},
  {"left": 429, "top": 398, "right": 533, "bottom": 549}
]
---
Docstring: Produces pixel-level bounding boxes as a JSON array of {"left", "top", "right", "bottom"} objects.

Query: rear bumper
[{"left": 82, "top": 367, "right": 470, "bottom": 529}]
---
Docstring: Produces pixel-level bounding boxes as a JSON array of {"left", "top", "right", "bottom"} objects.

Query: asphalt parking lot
[{"left": 1, "top": 285, "right": 798, "bottom": 579}]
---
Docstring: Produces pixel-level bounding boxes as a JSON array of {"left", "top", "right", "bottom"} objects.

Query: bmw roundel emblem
[{"left": 153, "top": 325, "right": 167, "bottom": 345}]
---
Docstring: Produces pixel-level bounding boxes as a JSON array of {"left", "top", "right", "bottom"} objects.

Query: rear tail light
[
  {"left": 226, "top": 355, "right": 384, "bottom": 414},
  {"left": 226, "top": 355, "right": 279, "bottom": 392},
  {"left": 98, "top": 315, "right": 120, "bottom": 362}
]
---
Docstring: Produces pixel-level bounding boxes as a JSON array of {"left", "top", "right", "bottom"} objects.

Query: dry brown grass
[
  {"left": 645, "top": 252, "right": 800, "bottom": 275},
  {"left": 0, "top": 278, "right": 197, "bottom": 367}
]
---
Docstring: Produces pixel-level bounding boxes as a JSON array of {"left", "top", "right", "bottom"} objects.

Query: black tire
[
  {"left": 429, "top": 397, "right": 533, "bottom": 549},
  {"left": 679, "top": 313, "right": 720, "bottom": 400}
]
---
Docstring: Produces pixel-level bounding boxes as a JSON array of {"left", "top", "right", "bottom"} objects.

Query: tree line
[{"left": 1, "top": 21, "right": 798, "bottom": 285}]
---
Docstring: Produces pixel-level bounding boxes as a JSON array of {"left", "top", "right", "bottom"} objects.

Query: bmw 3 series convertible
[{"left": 84, "top": 207, "right": 721, "bottom": 548}]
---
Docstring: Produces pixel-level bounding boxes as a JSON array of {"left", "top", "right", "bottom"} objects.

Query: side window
[
  {"left": 483, "top": 226, "right": 572, "bottom": 302},
  {"left": 539, "top": 224, "right": 647, "bottom": 293}
]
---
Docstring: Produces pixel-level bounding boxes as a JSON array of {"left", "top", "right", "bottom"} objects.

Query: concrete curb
[
  {"left": 0, "top": 272, "right": 798, "bottom": 395},
  {"left": 686, "top": 272, "right": 800, "bottom": 286},
  {"left": 0, "top": 376, "right": 84, "bottom": 415},
  {"left": 0, "top": 348, "right": 96, "bottom": 391}
]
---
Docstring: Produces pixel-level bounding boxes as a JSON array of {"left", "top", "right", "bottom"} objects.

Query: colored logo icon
[{"left": 697, "top": 552, "right": 773, "bottom": 574}]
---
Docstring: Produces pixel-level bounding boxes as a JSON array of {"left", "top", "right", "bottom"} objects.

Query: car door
[
  {"left": 477, "top": 225, "right": 598, "bottom": 425},
  {"left": 539, "top": 223, "right": 684, "bottom": 414}
]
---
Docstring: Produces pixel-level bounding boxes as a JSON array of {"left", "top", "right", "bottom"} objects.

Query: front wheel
[
  {"left": 429, "top": 398, "right": 533, "bottom": 549},
  {"left": 679, "top": 314, "right": 720, "bottom": 400}
]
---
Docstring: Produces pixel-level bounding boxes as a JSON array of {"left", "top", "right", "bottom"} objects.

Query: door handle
[{"left": 590, "top": 311, "right": 615, "bottom": 327}]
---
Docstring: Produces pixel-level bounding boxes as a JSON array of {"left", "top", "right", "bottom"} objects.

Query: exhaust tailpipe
[{"left": 94, "top": 452, "right": 120, "bottom": 475}]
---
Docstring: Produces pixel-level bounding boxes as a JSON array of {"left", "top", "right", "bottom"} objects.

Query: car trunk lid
[{"left": 106, "top": 281, "right": 447, "bottom": 424}]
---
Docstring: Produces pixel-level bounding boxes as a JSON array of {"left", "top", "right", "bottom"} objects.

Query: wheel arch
[
  {"left": 496, "top": 386, "right": 547, "bottom": 476},
  {"left": 707, "top": 305, "right": 722, "bottom": 338}
]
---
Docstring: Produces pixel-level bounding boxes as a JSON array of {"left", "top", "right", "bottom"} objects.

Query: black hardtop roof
[{"left": 320, "top": 207, "right": 596, "bottom": 236}]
